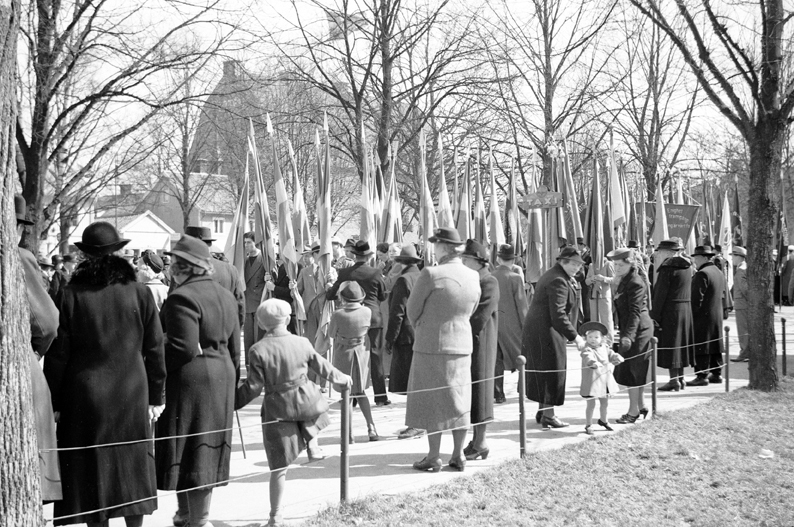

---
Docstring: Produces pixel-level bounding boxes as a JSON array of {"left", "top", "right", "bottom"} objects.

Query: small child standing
[
  {"left": 329, "top": 281, "right": 380, "bottom": 442},
  {"left": 579, "top": 321, "right": 624, "bottom": 435}
]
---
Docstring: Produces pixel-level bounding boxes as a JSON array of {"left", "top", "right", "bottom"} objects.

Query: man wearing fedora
[
  {"left": 730, "top": 246, "right": 750, "bottom": 362},
  {"left": 327, "top": 240, "right": 390, "bottom": 405},
  {"left": 49, "top": 254, "right": 69, "bottom": 302},
  {"left": 297, "top": 243, "right": 326, "bottom": 347},
  {"left": 243, "top": 232, "right": 269, "bottom": 355},
  {"left": 492, "top": 244, "right": 528, "bottom": 404},
  {"left": 688, "top": 245, "right": 726, "bottom": 386},
  {"left": 15, "top": 195, "right": 62, "bottom": 502}
]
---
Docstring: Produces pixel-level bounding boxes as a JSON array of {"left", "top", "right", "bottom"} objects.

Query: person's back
[{"left": 330, "top": 303, "right": 371, "bottom": 340}]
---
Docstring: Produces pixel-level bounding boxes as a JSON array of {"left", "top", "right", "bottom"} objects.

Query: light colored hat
[
  {"left": 732, "top": 246, "right": 747, "bottom": 257},
  {"left": 256, "top": 298, "right": 292, "bottom": 329}
]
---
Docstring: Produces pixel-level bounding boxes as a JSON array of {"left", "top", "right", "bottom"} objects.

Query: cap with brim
[
  {"left": 462, "top": 239, "right": 489, "bottom": 264},
  {"left": 15, "top": 195, "right": 34, "bottom": 225},
  {"left": 165, "top": 235, "right": 212, "bottom": 270},
  {"left": 692, "top": 245, "right": 717, "bottom": 257},
  {"left": 344, "top": 238, "right": 356, "bottom": 248},
  {"left": 394, "top": 244, "right": 422, "bottom": 263},
  {"left": 579, "top": 321, "right": 609, "bottom": 337},
  {"left": 257, "top": 298, "right": 292, "bottom": 329},
  {"left": 607, "top": 248, "right": 633, "bottom": 261},
  {"left": 556, "top": 247, "right": 585, "bottom": 265},
  {"left": 331, "top": 236, "right": 342, "bottom": 245},
  {"left": 656, "top": 239, "right": 683, "bottom": 251},
  {"left": 428, "top": 226, "right": 465, "bottom": 245},
  {"left": 143, "top": 251, "right": 164, "bottom": 273},
  {"left": 74, "top": 221, "right": 131, "bottom": 257},
  {"left": 627, "top": 240, "right": 639, "bottom": 249},
  {"left": 497, "top": 243, "right": 516, "bottom": 260},
  {"left": 38, "top": 258, "right": 53, "bottom": 269},
  {"left": 340, "top": 281, "right": 365, "bottom": 302},
  {"left": 351, "top": 240, "right": 373, "bottom": 256},
  {"left": 732, "top": 246, "right": 747, "bottom": 257},
  {"left": 185, "top": 225, "right": 216, "bottom": 243}
]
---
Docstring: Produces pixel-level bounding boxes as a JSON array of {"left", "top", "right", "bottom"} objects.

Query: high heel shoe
[
  {"left": 368, "top": 427, "right": 380, "bottom": 442},
  {"left": 639, "top": 408, "right": 649, "bottom": 420},
  {"left": 584, "top": 425, "right": 594, "bottom": 435},
  {"left": 615, "top": 413, "right": 639, "bottom": 424},
  {"left": 657, "top": 380, "right": 680, "bottom": 392},
  {"left": 463, "top": 441, "right": 490, "bottom": 460},
  {"left": 540, "top": 415, "right": 569, "bottom": 428},
  {"left": 597, "top": 419, "right": 613, "bottom": 431},
  {"left": 535, "top": 411, "right": 543, "bottom": 424},
  {"left": 448, "top": 456, "right": 466, "bottom": 471},
  {"left": 412, "top": 456, "right": 442, "bottom": 472}
]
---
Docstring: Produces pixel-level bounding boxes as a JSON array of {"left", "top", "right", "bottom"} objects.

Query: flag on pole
[
  {"left": 585, "top": 152, "right": 606, "bottom": 277},
  {"left": 452, "top": 149, "right": 460, "bottom": 221},
  {"left": 314, "top": 115, "right": 334, "bottom": 354},
  {"left": 488, "top": 147, "right": 505, "bottom": 264},
  {"left": 289, "top": 140, "right": 311, "bottom": 251},
  {"left": 525, "top": 146, "right": 544, "bottom": 283},
  {"left": 437, "top": 135, "right": 455, "bottom": 229},
  {"left": 224, "top": 151, "right": 249, "bottom": 293},
  {"left": 473, "top": 149, "right": 488, "bottom": 245},
  {"left": 561, "top": 139, "right": 583, "bottom": 242},
  {"left": 732, "top": 179, "right": 743, "bottom": 246},
  {"left": 419, "top": 131, "right": 437, "bottom": 265},
  {"left": 718, "top": 190, "right": 734, "bottom": 290},
  {"left": 249, "top": 119, "right": 276, "bottom": 276},
  {"left": 455, "top": 148, "right": 472, "bottom": 240},
  {"left": 504, "top": 156, "right": 524, "bottom": 257},
  {"left": 652, "top": 176, "right": 669, "bottom": 245},
  {"left": 360, "top": 146, "right": 377, "bottom": 254}
]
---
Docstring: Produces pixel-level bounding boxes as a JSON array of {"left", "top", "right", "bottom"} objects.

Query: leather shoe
[
  {"left": 412, "top": 456, "right": 442, "bottom": 472},
  {"left": 494, "top": 395, "right": 506, "bottom": 404},
  {"left": 686, "top": 377, "right": 709, "bottom": 387},
  {"left": 173, "top": 512, "right": 188, "bottom": 527},
  {"left": 730, "top": 354, "right": 749, "bottom": 362},
  {"left": 463, "top": 441, "right": 490, "bottom": 460},
  {"left": 448, "top": 456, "right": 466, "bottom": 471},
  {"left": 707, "top": 374, "right": 723, "bottom": 384},
  {"left": 540, "top": 415, "right": 569, "bottom": 428},
  {"left": 657, "top": 380, "right": 680, "bottom": 392},
  {"left": 375, "top": 400, "right": 392, "bottom": 407},
  {"left": 398, "top": 427, "right": 425, "bottom": 439},
  {"left": 535, "top": 411, "right": 543, "bottom": 424}
]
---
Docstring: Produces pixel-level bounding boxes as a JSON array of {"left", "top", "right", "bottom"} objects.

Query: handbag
[{"left": 264, "top": 374, "right": 329, "bottom": 422}]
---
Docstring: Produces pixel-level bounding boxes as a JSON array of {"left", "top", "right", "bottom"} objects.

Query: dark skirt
[
  {"left": 614, "top": 325, "right": 653, "bottom": 387},
  {"left": 389, "top": 343, "right": 414, "bottom": 394},
  {"left": 523, "top": 331, "right": 567, "bottom": 407},
  {"left": 471, "top": 339, "right": 496, "bottom": 425}
]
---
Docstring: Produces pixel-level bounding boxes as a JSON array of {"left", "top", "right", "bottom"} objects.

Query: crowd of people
[{"left": 16, "top": 187, "right": 760, "bottom": 526}]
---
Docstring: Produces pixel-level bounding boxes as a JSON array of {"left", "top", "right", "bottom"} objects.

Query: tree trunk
[
  {"left": 377, "top": 0, "right": 393, "bottom": 179},
  {"left": 745, "top": 119, "right": 784, "bottom": 391},
  {"left": 1, "top": 0, "right": 45, "bottom": 524}
]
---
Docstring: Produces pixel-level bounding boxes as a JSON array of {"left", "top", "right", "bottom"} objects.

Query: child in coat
[
  {"left": 328, "top": 281, "right": 380, "bottom": 442},
  {"left": 579, "top": 321, "right": 624, "bottom": 435}
]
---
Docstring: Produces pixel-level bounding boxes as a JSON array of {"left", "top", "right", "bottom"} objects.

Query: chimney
[{"left": 223, "top": 60, "right": 239, "bottom": 80}]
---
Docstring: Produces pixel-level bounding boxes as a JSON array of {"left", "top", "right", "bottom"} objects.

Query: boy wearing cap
[
  {"left": 579, "top": 321, "right": 624, "bottom": 435},
  {"left": 329, "top": 282, "right": 379, "bottom": 442},
  {"left": 730, "top": 246, "right": 750, "bottom": 362}
]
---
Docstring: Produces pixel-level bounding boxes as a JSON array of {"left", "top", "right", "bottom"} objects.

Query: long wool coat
[
  {"left": 21, "top": 248, "right": 62, "bottom": 502},
  {"left": 156, "top": 274, "right": 240, "bottom": 491},
  {"left": 329, "top": 303, "right": 371, "bottom": 393},
  {"left": 385, "top": 263, "right": 421, "bottom": 394},
  {"left": 44, "top": 256, "right": 166, "bottom": 525},
  {"left": 691, "top": 261, "right": 725, "bottom": 356},
  {"left": 612, "top": 266, "right": 654, "bottom": 387},
  {"left": 470, "top": 271, "right": 500, "bottom": 425},
  {"left": 650, "top": 256, "right": 695, "bottom": 368},
  {"left": 492, "top": 265, "right": 527, "bottom": 371},
  {"left": 521, "top": 262, "right": 580, "bottom": 407},
  {"left": 327, "top": 262, "right": 387, "bottom": 328}
]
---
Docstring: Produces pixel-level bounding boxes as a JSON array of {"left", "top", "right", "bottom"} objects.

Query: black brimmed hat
[
  {"left": 657, "top": 239, "right": 683, "bottom": 251},
  {"left": 556, "top": 246, "right": 585, "bottom": 265},
  {"left": 462, "top": 239, "right": 489, "bottom": 264},
  {"left": 692, "top": 245, "right": 717, "bottom": 257},
  {"left": 351, "top": 240, "right": 373, "bottom": 256},
  {"left": 428, "top": 226, "right": 465, "bottom": 245},
  {"left": 497, "top": 243, "right": 516, "bottom": 260},
  {"left": 579, "top": 321, "right": 609, "bottom": 337},
  {"left": 185, "top": 225, "right": 216, "bottom": 243},
  {"left": 15, "top": 195, "right": 34, "bottom": 225},
  {"left": 74, "top": 221, "right": 131, "bottom": 257},
  {"left": 340, "top": 281, "right": 365, "bottom": 302}
]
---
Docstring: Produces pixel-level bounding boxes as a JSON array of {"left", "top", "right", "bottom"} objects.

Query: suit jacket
[
  {"left": 406, "top": 256, "right": 480, "bottom": 355},
  {"left": 327, "top": 262, "right": 387, "bottom": 328},
  {"left": 385, "top": 263, "right": 420, "bottom": 346},
  {"left": 244, "top": 253, "right": 268, "bottom": 313},
  {"left": 212, "top": 258, "right": 245, "bottom": 324},
  {"left": 691, "top": 261, "right": 725, "bottom": 355}
]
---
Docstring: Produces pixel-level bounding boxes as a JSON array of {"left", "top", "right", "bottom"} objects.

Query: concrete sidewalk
[{"left": 44, "top": 308, "right": 793, "bottom": 526}]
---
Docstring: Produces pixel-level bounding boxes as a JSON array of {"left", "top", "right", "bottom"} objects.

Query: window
[{"left": 214, "top": 218, "right": 224, "bottom": 234}]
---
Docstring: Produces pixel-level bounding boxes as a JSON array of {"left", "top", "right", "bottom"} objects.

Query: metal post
[
  {"left": 235, "top": 411, "right": 246, "bottom": 459},
  {"left": 517, "top": 356, "right": 527, "bottom": 459},
  {"left": 724, "top": 326, "right": 730, "bottom": 393},
  {"left": 340, "top": 387, "right": 349, "bottom": 503},
  {"left": 783, "top": 318, "right": 787, "bottom": 377},
  {"left": 651, "top": 337, "right": 658, "bottom": 418}
]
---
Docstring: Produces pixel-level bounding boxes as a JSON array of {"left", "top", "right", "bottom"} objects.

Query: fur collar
[{"left": 70, "top": 254, "right": 137, "bottom": 287}]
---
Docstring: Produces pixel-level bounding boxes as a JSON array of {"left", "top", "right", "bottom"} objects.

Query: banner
[{"left": 635, "top": 203, "right": 699, "bottom": 246}]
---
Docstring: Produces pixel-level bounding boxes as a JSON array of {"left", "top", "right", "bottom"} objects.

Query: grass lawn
[{"left": 302, "top": 377, "right": 794, "bottom": 526}]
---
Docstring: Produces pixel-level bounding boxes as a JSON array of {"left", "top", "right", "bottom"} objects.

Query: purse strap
[{"left": 265, "top": 373, "right": 308, "bottom": 395}]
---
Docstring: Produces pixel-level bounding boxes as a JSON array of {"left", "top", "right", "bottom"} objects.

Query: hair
[
  {"left": 243, "top": 232, "right": 255, "bottom": 241},
  {"left": 172, "top": 256, "right": 214, "bottom": 277},
  {"left": 435, "top": 241, "right": 463, "bottom": 259},
  {"left": 376, "top": 242, "right": 390, "bottom": 254}
]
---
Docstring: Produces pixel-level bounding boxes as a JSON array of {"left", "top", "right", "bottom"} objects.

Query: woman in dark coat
[
  {"left": 650, "top": 239, "right": 695, "bottom": 391},
  {"left": 521, "top": 247, "right": 586, "bottom": 429},
  {"left": 609, "top": 249, "right": 654, "bottom": 424},
  {"left": 156, "top": 235, "right": 240, "bottom": 527},
  {"left": 44, "top": 221, "right": 166, "bottom": 527},
  {"left": 385, "top": 245, "right": 422, "bottom": 394},
  {"left": 462, "top": 240, "right": 499, "bottom": 461}
]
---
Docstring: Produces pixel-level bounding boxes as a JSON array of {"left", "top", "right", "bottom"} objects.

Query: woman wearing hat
[
  {"left": 405, "top": 227, "right": 481, "bottom": 472},
  {"left": 521, "top": 247, "right": 586, "bottom": 428},
  {"left": 607, "top": 248, "right": 654, "bottom": 424},
  {"left": 651, "top": 239, "right": 695, "bottom": 391},
  {"left": 155, "top": 235, "right": 241, "bottom": 527},
  {"left": 137, "top": 250, "right": 169, "bottom": 310},
  {"left": 44, "top": 221, "right": 166, "bottom": 527},
  {"left": 385, "top": 245, "right": 422, "bottom": 396},
  {"left": 461, "top": 240, "right": 500, "bottom": 461},
  {"left": 236, "top": 299, "right": 351, "bottom": 526}
]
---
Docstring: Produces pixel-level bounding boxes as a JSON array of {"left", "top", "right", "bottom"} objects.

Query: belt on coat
[
  {"left": 668, "top": 298, "right": 691, "bottom": 303},
  {"left": 335, "top": 335, "right": 365, "bottom": 346},
  {"left": 265, "top": 373, "right": 309, "bottom": 395}
]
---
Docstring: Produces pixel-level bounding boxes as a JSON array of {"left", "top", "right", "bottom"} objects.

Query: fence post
[
  {"left": 651, "top": 337, "right": 657, "bottom": 418},
  {"left": 517, "top": 356, "right": 527, "bottom": 459},
  {"left": 783, "top": 318, "right": 787, "bottom": 377},
  {"left": 724, "top": 326, "right": 730, "bottom": 393},
  {"left": 340, "top": 387, "right": 349, "bottom": 503}
]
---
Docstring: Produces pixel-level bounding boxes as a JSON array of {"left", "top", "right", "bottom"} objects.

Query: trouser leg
[
  {"left": 494, "top": 345, "right": 505, "bottom": 399},
  {"left": 187, "top": 488, "right": 213, "bottom": 527},
  {"left": 244, "top": 312, "right": 257, "bottom": 361},
  {"left": 368, "top": 328, "right": 388, "bottom": 404}
]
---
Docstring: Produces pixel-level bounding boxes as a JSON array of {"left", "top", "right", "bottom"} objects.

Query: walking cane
[{"left": 236, "top": 411, "right": 247, "bottom": 459}]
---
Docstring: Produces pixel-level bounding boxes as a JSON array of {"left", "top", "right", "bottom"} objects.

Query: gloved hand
[
  {"left": 574, "top": 335, "right": 587, "bottom": 351},
  {"left": 619, "top": 337, "right": 632, "bottom": 354},
  {"left": 611, "top": 354, "right": 625, "bottom": 365},
  {"left": 148, "top": 404, "right": 165, "bottom": 422}
]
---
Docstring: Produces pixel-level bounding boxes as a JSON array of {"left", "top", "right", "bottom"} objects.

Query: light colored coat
[
  {"left": 406, "top": 256, "right": 481, "bottom": 355},
  {"left": 579, "top": 343, "right": 621, "bottom": 398},
  {"left": 492, "top": 265, "right": 528, "bottom": 371},
  {"left": 329, "top": 304, "right": 371, "bottom": 390}
]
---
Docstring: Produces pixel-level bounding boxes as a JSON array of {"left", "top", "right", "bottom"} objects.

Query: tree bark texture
[{"left": 1, "top": 0, "right": 45, "bottom": 524}]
